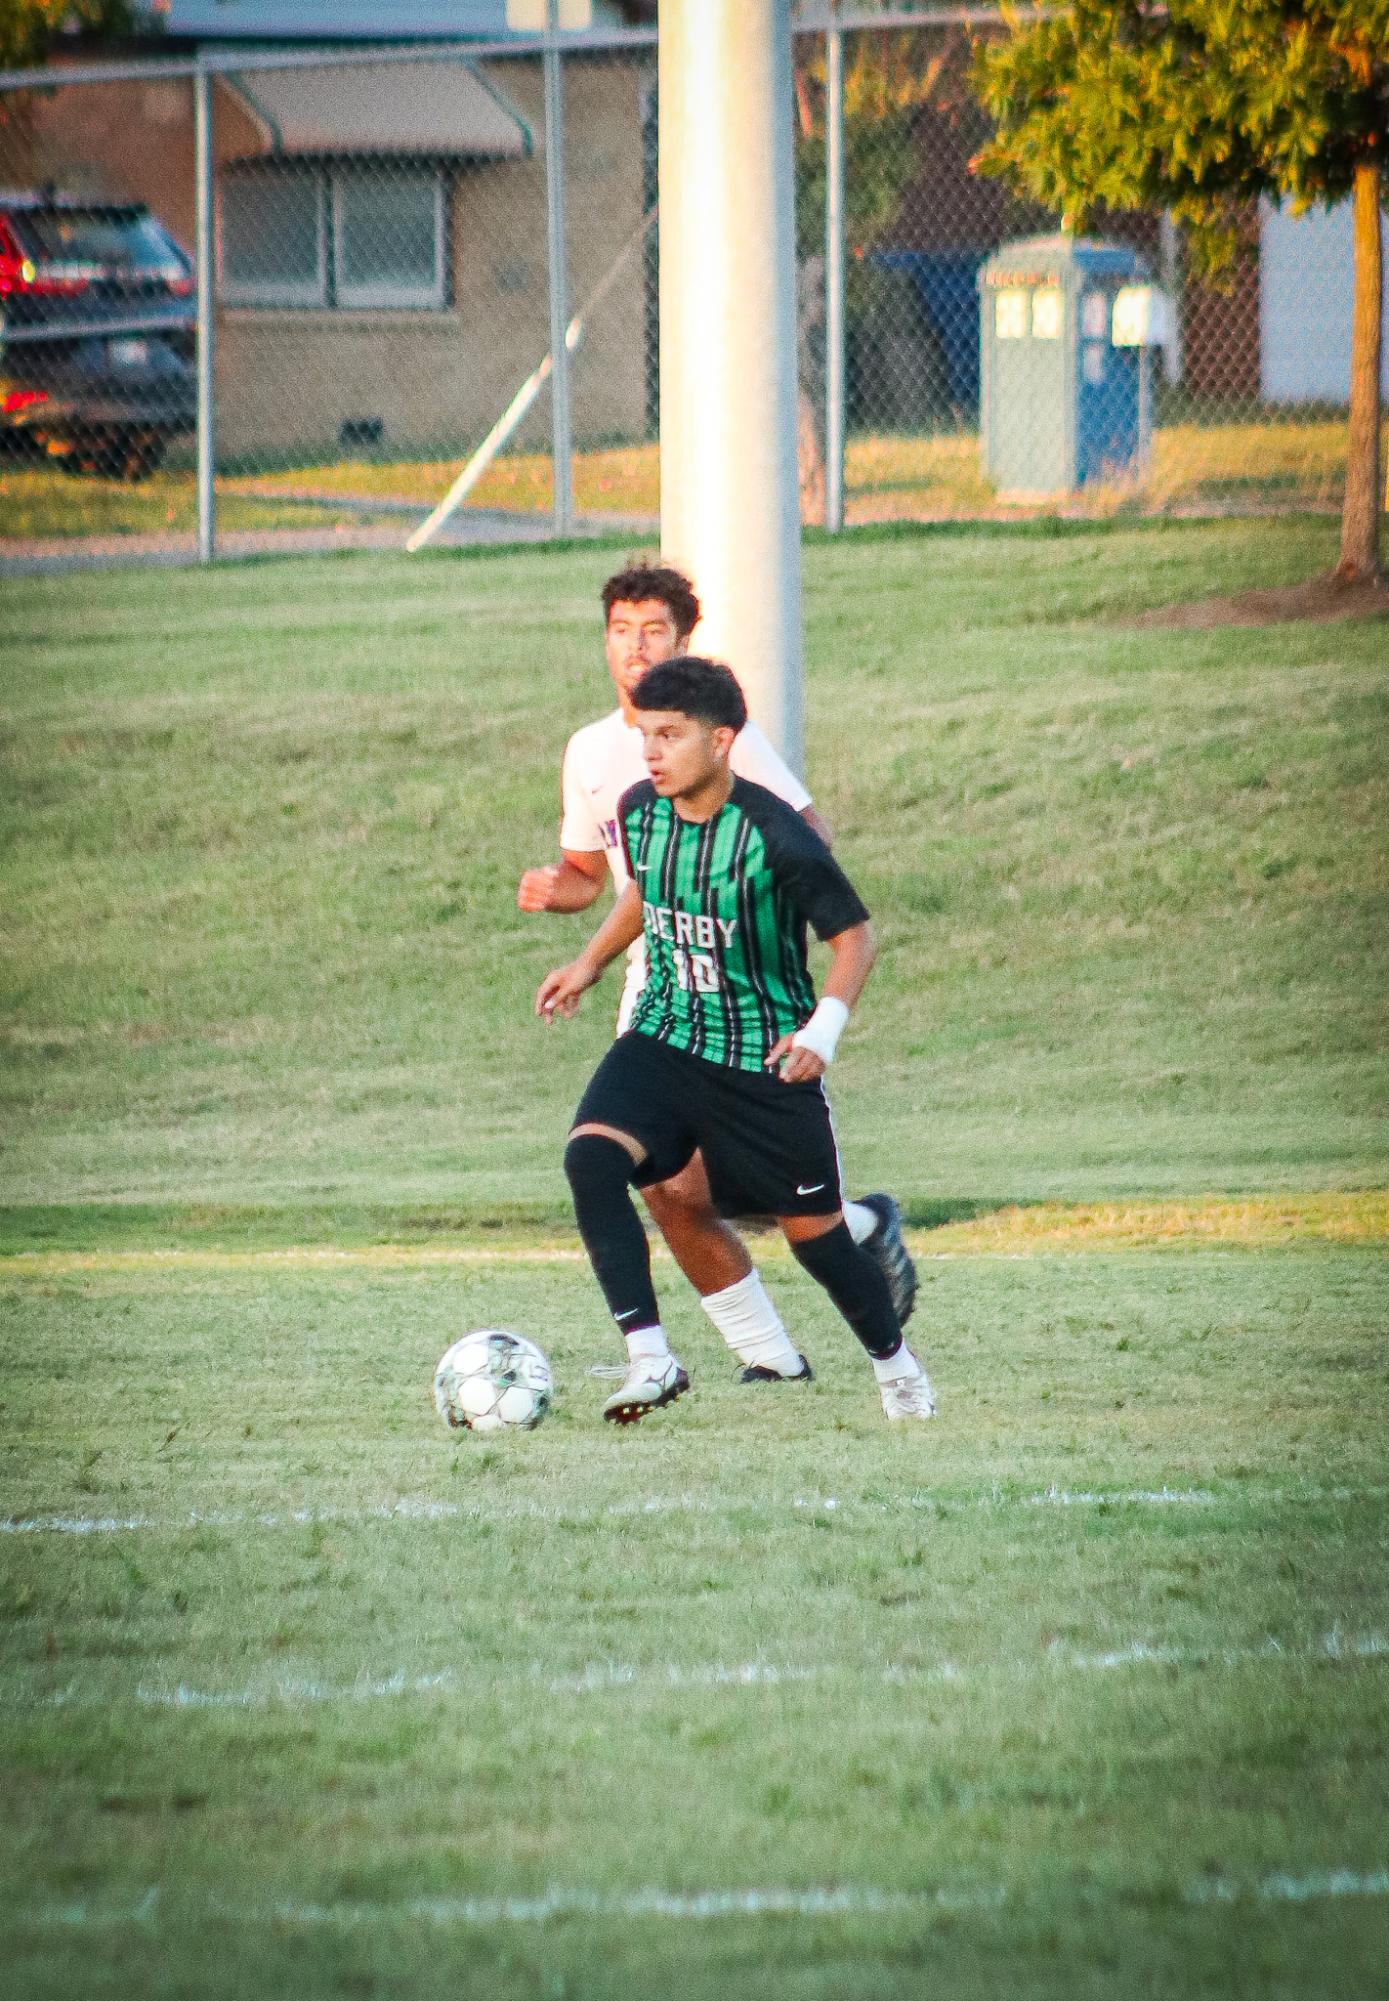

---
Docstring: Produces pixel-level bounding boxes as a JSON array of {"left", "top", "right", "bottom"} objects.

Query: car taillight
[
  {"left": 166, "top": 271, "right": 194, "bottom": 297},
  {"left": 2, "top": 388, "right": 49, "bottom": 415},
  {"left": 0, "top": 254, "right": 90, "bottom": 298},
  {"left": 0, "top": 223, "right": 93, "bottom": 296},
  {"left": 0, "top": 224, "right": 26, "bottom": 294}
]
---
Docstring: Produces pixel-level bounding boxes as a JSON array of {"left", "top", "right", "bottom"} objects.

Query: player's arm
[
  {"left": 766, "top": 921, "right": 876, "bottom": 1083},
  {"left": 535, "top": 881, "right": 644, "bottom": 1020},
  {"left": 517, "top": 848, "right": 607, "bottom": 913},
  {"left": 800, "top": 804, "right": 833, "bottom": 846}
]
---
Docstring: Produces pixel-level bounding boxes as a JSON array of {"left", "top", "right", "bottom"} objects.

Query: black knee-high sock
[
  {"left": 563, "top": 1133, "right": 661, "bottom": 1335},
  {"left": 791, "top": 1220, "right": 902, "bottom": 1359}
]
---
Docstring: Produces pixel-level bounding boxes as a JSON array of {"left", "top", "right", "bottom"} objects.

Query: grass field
[
  {"left": 0, "top": 414, "right": 1371, "bottom": 541},
  {"left": 2, "top": 517, "right": 1387, "bottom": 1996}
]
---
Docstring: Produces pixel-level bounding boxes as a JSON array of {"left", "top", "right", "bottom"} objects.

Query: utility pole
[{"left": 658, "top": 0, "right": 804, "bottom": 768}]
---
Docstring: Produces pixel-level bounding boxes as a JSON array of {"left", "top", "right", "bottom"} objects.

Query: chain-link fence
[{"left": 0, "top": 9, "right": 1380, "bottom": 567}]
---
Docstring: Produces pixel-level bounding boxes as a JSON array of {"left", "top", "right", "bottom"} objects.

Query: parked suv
[{"left": 0, "top": 191, "right": 196, "bottom": 479}]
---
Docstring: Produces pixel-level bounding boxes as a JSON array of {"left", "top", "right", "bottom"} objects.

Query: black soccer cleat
[
  {"left": 737, "top": 1355, "right": 814, "bottom": 1384},
  {"left": 860, "top": 1193, "right": 918, "bottom": 1327},
  {"left": 602, "top": 1356, "right": 691, "bottom": 1424}
]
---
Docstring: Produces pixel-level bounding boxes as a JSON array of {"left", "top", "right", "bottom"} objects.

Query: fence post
[
  {"left": 193, "top": 58, "right": 216, "bottom": 563},
  {"left": 544, "top": 1, "right": 575, "bottom": 538},
  {"left": 823, "top": 16, "right": 845, "bottom": 534}
]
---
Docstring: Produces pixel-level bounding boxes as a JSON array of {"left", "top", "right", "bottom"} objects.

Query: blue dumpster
[{"left": 872, "top": 250, "right": 984, "bottom": 410}]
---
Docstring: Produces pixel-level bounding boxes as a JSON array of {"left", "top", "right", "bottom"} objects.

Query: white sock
[
  {"left": 843, "top": 1198, "right": 877, "bottom": 1246},
  {"left": 625, "top": 1324, "right": 672, "bottom": 1364},
  {"left": 871, "top": 1343, "right": 922, "bottom": 1385},
  {"left": 700, "top": 1271, "right": 805, "bottom": 1377}
]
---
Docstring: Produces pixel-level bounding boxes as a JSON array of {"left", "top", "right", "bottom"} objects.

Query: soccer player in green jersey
[
  {"left": 536, "top": 656, "right": 938, "bottom": 1426},
  {"left": 518, "top": 561, "right": 917, "bottom": 1385}
]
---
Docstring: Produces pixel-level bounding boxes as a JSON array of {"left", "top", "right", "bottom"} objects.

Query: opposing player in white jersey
[{"left": 518, "top": 561, "right": 916, "bottom": 1381}]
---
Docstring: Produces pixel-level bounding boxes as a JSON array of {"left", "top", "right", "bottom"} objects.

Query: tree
[
  {"left": 1, "top": 2, "right": 131, "bottom": 72},
  {"left": 973, "top": 0, "right": 1389, "bottom": 582},
  {"left": 0, "top": 2, "right": 133, "bottom": 170}
]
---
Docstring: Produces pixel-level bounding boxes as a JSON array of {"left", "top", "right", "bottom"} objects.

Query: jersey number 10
[{"left": 672, "top": 947, "right": 721, "bottom": 995}]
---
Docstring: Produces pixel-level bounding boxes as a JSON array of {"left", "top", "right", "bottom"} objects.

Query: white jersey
[{"left": 559, "top": 707, "right": 814, "bottom": 1028}]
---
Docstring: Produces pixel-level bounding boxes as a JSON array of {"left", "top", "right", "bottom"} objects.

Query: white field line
[
  {"left": 5, "top": 1482, "right": 1383, "bottom": 1541},
  {"left": 1189, "top": 1867, "right": 1389, "bottom": 1905},
  {"left": 17, "top": 1867, "right": 1389, "bottom": 1933},
  {"left": 12, "top": 1630, "right": 1385, "bottom": 1717}
]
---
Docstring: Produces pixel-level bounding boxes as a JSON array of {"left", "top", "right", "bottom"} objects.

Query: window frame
[
  {"left": 329, "top": 164, "right": 447, "bottom": 312},
  {"left": 218, "top": 160, "right": 449, "bottom": 313},
  {"left": 220, "top": 167, "right": 329, "bottom": 309}
]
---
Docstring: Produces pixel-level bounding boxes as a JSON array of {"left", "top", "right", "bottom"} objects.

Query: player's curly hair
[
  {"left": 630, "top": 656, "right": 748, "bottom": 733},
  {"left": 601, "top": 562, "right": 701, "bottom": 640}
]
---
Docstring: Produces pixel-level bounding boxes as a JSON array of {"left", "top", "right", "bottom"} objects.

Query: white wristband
[{"left": 790, "top": 996, "right": 850, "bottom": 1065}]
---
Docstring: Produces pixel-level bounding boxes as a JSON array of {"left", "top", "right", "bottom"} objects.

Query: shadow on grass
[
  {"left": 898, "top": 1197, "right": 1034, "bottom": 1232},
  {"left": 0, "top": 1195, "right": 1029, "bottom": 1257}
]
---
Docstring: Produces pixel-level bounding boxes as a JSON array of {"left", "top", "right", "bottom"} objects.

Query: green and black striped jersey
[{"left": 617, "top": 776, "right": 870, "bottom": 1073}]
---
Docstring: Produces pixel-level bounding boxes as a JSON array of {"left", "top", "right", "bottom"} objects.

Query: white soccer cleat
[
  {"left": 602, "top": 1354, "right": 691, "bottom": 1425},
  {"left": 879, "top": 1370, "right": 939, "bottom": 1423}
]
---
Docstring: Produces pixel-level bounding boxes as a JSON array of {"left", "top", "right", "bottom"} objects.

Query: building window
[
  {"left": 221, "top": 168, "right": 326, "bottom": 307},
  {"left": 333, "top": 169, "right": 445, "bottom": 309},
  {"left": 220, "top": 165, "right": 447, "bottom": 310}
]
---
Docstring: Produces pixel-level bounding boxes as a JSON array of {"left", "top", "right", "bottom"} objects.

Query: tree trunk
[
  {"left": 797, "top": 385, "right": 826, "bottom": 525},
  {"left": 1336, "top": 159, "right": 1384, "bottom": 583}
]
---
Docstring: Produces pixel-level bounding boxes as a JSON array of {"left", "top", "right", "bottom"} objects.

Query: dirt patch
[{"left": 1127, "top": 574, "right": 1389, "bottom": 630}]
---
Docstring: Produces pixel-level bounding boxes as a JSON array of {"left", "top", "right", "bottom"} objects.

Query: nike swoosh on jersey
[{"left": 796, "top": 1182, "right": 827, "bottom": 1196}]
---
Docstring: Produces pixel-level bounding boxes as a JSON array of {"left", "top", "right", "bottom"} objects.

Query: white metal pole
[
  {"left": 193, "top": 59, "right": 216, "bottom": 563},
  {"left": 824, "top": 16, "right": 846, "bottom": 535},
  {"left": 544, "top": 0, "right": 574, "bottom": 537},
  {"left": 659, "top": 0, "right": 804, "bottom": 769}
]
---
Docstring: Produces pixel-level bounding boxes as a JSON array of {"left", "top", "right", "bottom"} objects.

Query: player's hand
[
  {"left": 518, "top": 864, "right": 563, "bottom": 912},
  {"left": 764, "top": 1032, "right": 826, "bottom": 1084},
  {"left": 536, "top": 959, "right": 599, "bottom": 1021}
]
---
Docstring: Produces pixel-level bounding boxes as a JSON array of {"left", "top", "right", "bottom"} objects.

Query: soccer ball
[{"left": 433, "top": 1330, "right": 554, "bottom": 1434}]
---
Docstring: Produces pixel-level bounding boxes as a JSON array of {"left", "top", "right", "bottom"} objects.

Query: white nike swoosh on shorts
[{"left": 796, "top": 1182, "right": 826, "bottom": 1196}]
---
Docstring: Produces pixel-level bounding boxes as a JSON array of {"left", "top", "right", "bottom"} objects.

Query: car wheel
[{"left": 98, "top": 430, "right": 165, "bottom": 482}]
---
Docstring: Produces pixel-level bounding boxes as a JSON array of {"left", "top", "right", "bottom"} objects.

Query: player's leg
[
  {"left": 692, "top": 1063, "right": 936, "bottom": 1423},
  {"left": 779, "top": 1210, "right": 936, "bottom": 1421},
  {"left": 640, "top": 1157, "right": 749, "bottom": 1292},
  {"left": 563, "top": 1038, "right": 697, "bottom": 1423},
  {"left": 640, "top": 1154, "right": 810, "bottom": 1383},
  {"left": 564, "top": 1123, "right": 692, "bottom": 1423},
  {"left": 842, "top": 1193, "right": 919, "bottom": 1327}
]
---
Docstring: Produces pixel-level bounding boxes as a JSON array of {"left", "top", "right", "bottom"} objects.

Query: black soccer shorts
[{"left": 571, "top": 1031, "right": 845, "bottom": 1219}]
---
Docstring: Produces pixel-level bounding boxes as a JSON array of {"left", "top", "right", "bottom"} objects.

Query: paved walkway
[{"left": 0, "top": 506, "right": 657, "bottom": 577}]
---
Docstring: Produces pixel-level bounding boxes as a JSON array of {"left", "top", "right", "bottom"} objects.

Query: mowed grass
[
  {"left": 0, "top": 415, "right": 1366, "bottom": 541},
  {"left": 3, "top": 1249, "right": 1388, "bottom": 1999},
  {"left": 0, "top": 460, "right": 379, "bottom": 542},
  {"left": 1, "top": 518, "right": 1387, "bottom": 1995},
  {"left": 0, "top": 513, "right": 1384, "bottom": 1218},
  {"left": 228, "top": 417, "right": 1366, "bottom": 523}
]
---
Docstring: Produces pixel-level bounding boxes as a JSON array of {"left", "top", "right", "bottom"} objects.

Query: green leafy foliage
[
  {"left": 0, "top": 1, "right": 131, "bottom": 74},
  {"left": 973, "top": 0, "right": 1389, "bottom": 275}
]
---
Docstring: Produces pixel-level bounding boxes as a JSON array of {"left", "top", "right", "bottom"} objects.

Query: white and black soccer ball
[{"left": 433, "top": 1330, "right": 554, "bottom": 1434}]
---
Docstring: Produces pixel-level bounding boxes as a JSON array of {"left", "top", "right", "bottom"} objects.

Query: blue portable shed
[{"left": 979, "top": 233, "right": 1151, "bottom": 496}]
